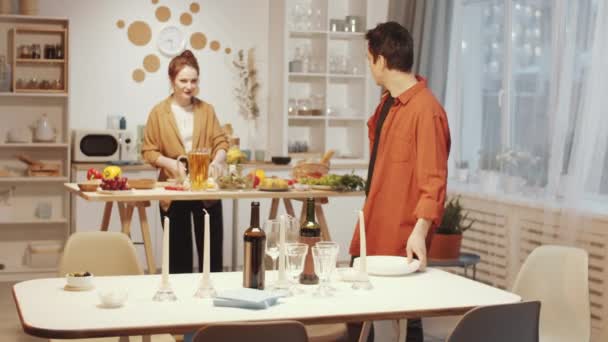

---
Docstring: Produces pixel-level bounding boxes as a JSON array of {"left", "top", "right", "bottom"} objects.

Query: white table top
[
  {"left": 13, "top": 269, "right": 520, "bottom": 339},
  {"left": 64, "top": 183, "right": 364, "bottom": 202}
]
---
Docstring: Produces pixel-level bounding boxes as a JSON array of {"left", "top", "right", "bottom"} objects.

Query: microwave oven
[{"left": 72, "top": 129, "right": 138, "bottom": 162}]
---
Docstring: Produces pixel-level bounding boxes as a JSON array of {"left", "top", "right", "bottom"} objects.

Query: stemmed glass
[
  {"left": 285, "top": 242, "right": 308, "bottom": 295},
  {"left": 312, "top": 242, "right": 339, "bottom": 297},
  {"left": 264, "top": 219, "right": 280, "bottom": 271}
]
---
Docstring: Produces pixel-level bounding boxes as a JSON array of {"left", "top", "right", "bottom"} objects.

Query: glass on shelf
[
  {"left": 288, "top": 98, "right": 297, "bottom": 116},
  {"left": 297, "top": 98, "right": 312, "bottom": 116}
]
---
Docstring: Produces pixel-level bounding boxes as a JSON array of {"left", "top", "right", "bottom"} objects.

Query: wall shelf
[
  {"left": 16, "top": 58, "right": 66, "bottom": 64},
  {"left": 0, "top": 91, "right": 68, "bottom": 97},
  {"left": 0, "top": 143, "right": 69, "bottom": 148},
  {"left": 0, "top": 177, "right": 68, "bottom": 183}
]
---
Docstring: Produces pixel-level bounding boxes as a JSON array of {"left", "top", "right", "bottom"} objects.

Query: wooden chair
[
  {"left": 447, "top": 301, "right": 541, "bottom": 342},
  {"left": 192, "top": 320, "right": 308, "bottom": 342}
]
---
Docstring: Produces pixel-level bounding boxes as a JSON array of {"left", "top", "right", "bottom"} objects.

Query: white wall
[{"left": 38, "top": 0, "right": 270, "bottom": 150}]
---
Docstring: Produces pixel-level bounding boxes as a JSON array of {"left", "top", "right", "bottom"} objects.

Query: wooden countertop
[{"left": 65, "top": 183, "right": 364, "bottom": 202}]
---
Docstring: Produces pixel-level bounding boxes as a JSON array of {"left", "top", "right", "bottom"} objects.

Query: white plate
[{"left": 352, "top": 256, "right": 420, "bottom": 276}]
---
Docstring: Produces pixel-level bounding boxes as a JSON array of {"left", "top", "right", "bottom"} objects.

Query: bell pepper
[
  {"left": 102, "top": 166, "right": 122, "bottom": 180},
  {"left": 86, "top": 168, "right": 102, "bottom": 180}
]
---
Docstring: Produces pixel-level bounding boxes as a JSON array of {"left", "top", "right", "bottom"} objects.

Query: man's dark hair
[{"left": 365, "top": 21, "right": 414, "bottom": 73}]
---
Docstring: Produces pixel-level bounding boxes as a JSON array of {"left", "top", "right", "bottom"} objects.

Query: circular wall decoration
[
  {"left": 143, "top": 54, "right": 161, "bottom": 72},
  {"left": 210, "top": 40, "right": 220, "bottom": 51},
  {"left": 127, "top": 21, "right": 152, "bottom": 46},
  {"left": 190, "top": 3, "right": 200, "bottom": 13},
  {"left": 180, "top": 13, "right": 193, "bottom": 26},
  {"left": 155, "top": 6, "right": 171, "bottom": 22},
  {"left": 157, "top": 25, "right": 186, "bottom": 56},
  {"left": 133, "top": 69, "right": 146, "bottom": 83},
  {"left": 190, "top": 32, "right": 207, "bottom": 50},
  {"left": 225, "top": 47, "right": 232, "bottom": 54},
  {"left": 116, "top": 20, "right": 125, "bottom": 29},
  {"left": 151, "top": 0, "right": 159, "bottom": 4}
]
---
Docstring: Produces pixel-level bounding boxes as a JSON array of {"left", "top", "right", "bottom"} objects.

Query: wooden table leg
[
  {"left": 392, "top": 319, "right": 407, "bottom": 342},
  {"left": 269, "top": 198, "right": 280, "bottom": 219},
  {"left": 315, "top": 204, "right": 331, "bottom": 241},
  {"left": 118, "top": 336, "right": 128, "bottom": 342},
  {"left": 100, "top": 202, "right": 113, "bottom": 231},
  {"left": 142, "top": 335, "right": 151, "bottom": 342},
  {"left": 117, "top": 202, "right": 134, "bottom": 236},
  {"left": 137, "top": 205, "right": 157, "bottom": 274},
  {"left": 358, "top": 321, "right": 372, "bottom": 342},
  {"left": 299, "top": 201, "right": 306, "bottom": 225},
  {"left": 283, "top": 198, "right": 296, "bottom": 217}
]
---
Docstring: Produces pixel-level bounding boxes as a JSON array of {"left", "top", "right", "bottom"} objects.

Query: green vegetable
[{"left": 299, "top": 172, "right": 365, "bottom": 191}]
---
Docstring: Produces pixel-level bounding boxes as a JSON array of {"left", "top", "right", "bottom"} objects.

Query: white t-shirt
[{"left": 171, "top": 103, "right": 194, "bottom": 152}]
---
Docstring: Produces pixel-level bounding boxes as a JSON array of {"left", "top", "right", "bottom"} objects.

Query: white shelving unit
[
  {"left": 269, "top": 0, "right": 374, "bottom": 163},
  {"left": 0, "top": 15, "right": 70, "bottom": 281}
]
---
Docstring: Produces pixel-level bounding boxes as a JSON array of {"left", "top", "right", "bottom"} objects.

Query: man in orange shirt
[{"left": 349, "top": 22, "right": 451, "bottom": 342}]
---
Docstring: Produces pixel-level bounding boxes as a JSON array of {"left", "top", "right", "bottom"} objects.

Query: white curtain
[{"left": 445, "top": 0, "right": 608, "bottom": 338}]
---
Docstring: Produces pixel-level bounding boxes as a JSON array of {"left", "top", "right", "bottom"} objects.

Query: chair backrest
[
  {"left": 59, "top": 232, "right": 143, "bottom": 276},
  {"left": 446, "top": 301, "right": 541, "bottom": 342},
  {"left": 511, "top": 245, "right": 590, "bottom": 341},
  {"left": 193, "top": 320, "right": 308, "bottom": 342}
]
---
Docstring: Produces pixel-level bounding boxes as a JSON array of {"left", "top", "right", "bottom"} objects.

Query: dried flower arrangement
[{"left": 232, "top": 48, "right": 260, "bottom": 120}]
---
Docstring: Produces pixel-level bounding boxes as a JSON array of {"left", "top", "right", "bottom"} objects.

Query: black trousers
[
  {"left": 160, "top": 200, "right": 224, "bottom": 273},
  {"left": 347, "top": 257, "right": 424, "bottom": 342}
]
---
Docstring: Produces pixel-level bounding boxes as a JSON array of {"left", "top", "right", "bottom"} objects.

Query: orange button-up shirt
[{"left": 349, "top": 76, "right": 451, "bottom": 256}]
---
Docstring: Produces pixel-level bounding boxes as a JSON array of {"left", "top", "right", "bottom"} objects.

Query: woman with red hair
[{"left": 142, "top": 50, "right": 228, "bottom": 274}]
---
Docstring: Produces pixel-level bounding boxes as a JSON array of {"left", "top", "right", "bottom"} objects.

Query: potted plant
[{"left": 429, "top": 197, "right": 474, "bottom": 260}]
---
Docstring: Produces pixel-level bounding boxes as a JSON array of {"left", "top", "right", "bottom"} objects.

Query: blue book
[{"left": 213, "top": 288, "right": 282, "bottom": 310}]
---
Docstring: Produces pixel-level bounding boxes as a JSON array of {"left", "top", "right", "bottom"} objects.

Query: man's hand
[{"left": 406, "top": 218, "right": 431, "bottom": 271}]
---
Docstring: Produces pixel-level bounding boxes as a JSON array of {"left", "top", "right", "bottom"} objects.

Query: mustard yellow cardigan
[{"left": 141, "top": 96, "right": 229, "bottom": 181}]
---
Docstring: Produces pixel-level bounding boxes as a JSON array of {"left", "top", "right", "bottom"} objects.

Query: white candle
[
  {"left": 203, "top": 209, "right": 210, "bottom": 280},
  {"left": 162, "top": 216, "right": 170, "bottom": 287},
  {"left": 359, "top": 210, "right": 367, "bottom": 273},
  {"left": 278, "top": 215, "right": 286, "bottom": 279}
]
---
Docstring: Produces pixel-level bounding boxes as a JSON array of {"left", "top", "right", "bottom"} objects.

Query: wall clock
[{"left": 157, "top": 25, "right": 185, "bottom": 57}]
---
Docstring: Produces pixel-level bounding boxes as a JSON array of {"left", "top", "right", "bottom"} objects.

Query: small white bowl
[
  {"left": 65, "top": 272, "right": 94, "bottom": 289},
  {"left": 98, "top": 288, "right": 128, "bottom": 308}
]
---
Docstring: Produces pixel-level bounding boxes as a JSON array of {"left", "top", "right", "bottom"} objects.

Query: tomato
[{"left": 309, "top": 171, "right": 323, "bottom": 179}]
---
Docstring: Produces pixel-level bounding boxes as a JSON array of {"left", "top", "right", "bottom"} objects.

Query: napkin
[{"left": 213, "top": 288, "right": 282, "bottom": 310}]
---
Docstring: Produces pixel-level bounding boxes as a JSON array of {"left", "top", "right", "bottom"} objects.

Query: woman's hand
[
  {"left": 209, "top": 150, "right": 227, "bottom": 178},
  {"left": 156, "top": 156, "right": 186, "bottom": 180}
]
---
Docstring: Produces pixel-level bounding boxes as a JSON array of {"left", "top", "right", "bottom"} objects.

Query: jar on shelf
[
  {"left": 31, "top": 44, "right": 41, "bottom": 59},
  {"left": 297, "top": 98, "right": 312, "bottom": 116},
  {"left": 55, "top": 44, "right": 63, "bottom": 59},
  {"left": 44, "top": 44, "right": 56, "bottom": 59},
  {"left": 18, "top": 45, "right": 31, "bottom": 59},
  {"left": 288, "top": 98, "right": 297, "bottom": 116}
]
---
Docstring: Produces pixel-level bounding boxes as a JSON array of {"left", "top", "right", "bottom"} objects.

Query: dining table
[
  {"left": 64, "top": 183, "right": 364, "bottom": 273},
  {"left": 13, "top": 268, "right": 521, "bottom": 341}
]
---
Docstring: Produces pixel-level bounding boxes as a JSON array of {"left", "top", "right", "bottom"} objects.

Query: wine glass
[
  {"left": 286, "top": 242, "right": 308, "bottom": 295},
  {"left": 264, "top": 219, "right": 281, "bottom": 272}
]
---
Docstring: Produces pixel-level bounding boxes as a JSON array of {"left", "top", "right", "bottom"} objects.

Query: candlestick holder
[
  {"left": 153, "top": 282, "right": 178, "bottom": 301},
  {"left": 352, "top": 271, "right": 373, "bottom": 290},
  {"left": 194, "top": 274, "right": 216, "bottom": 298}
]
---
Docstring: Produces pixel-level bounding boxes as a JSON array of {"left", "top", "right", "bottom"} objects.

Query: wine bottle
[
  {"left": 243, "top": 201, "right": 266, "bottom": 289},
  {"left": 299, "top": 197, "right": 321, "bottom": 284}
]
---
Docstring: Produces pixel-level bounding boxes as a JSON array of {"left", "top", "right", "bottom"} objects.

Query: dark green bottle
[
  {"left": 299, "top": 197, "right": 321, "bottom": 284},
  {"left": 243, "top": 202, "right": 266, "bottom": 289}
]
